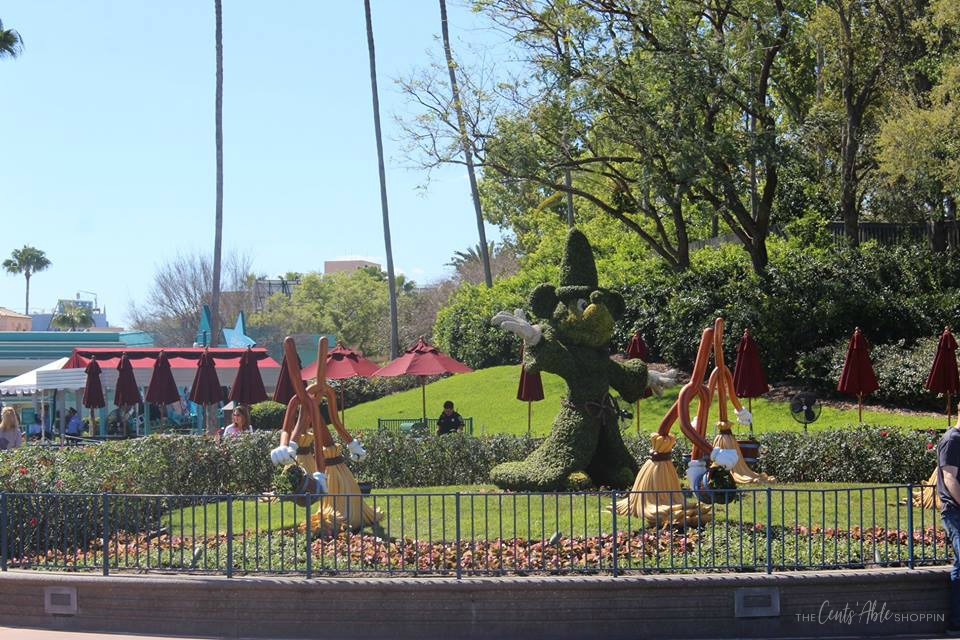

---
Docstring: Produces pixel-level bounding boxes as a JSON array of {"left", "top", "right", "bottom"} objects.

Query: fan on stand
[{"left": 790, "top": 392, "right": 821, "bottom": 433}]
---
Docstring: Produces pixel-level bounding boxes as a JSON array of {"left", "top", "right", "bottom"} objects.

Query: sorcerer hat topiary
[{"left": 556, "top": 228, "right": 598, "bottom": 300}]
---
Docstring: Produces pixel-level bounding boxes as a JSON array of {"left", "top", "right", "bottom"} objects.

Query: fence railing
[
  {"left": 0, "top": 485, "right": 947, "bottom": 578},
  {"left": 825, "top": 221, "right": 960, "bottom": 247},
  {"left": 375, "top": 417, "right": 474, "bottom": 436}
]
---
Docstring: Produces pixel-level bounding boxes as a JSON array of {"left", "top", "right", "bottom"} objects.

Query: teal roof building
[{"left": 0, "top": 330, "right": 153, "bottom": 382}]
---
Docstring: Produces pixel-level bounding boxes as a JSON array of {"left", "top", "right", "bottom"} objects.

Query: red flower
[
  {"left": 29, "top": 518, "right": 37, "bottom": 526},
  {"left": 928, "top": 442, "right": 935, "bottom": 450},
  {"left": 880, "top": 431, "right": 888, "bottom": 437},
  {"left": 18, "top": 467, "right": 27, "bottom": 475}
]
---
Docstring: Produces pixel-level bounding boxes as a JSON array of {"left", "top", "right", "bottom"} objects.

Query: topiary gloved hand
[
  {"left": 647, "top": 369, "right": 678, "bottom": 396},
  {"left": 491, "top": 309, "right": 542, "bottom": 346}
]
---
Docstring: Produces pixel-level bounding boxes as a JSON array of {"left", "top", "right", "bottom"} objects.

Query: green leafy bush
[
  {"left": 250, "top": 401, "right": 286, "bottom": 431},
  {"left": 336, "top": 375, "right": 432, "bottom": 406},
  {"left": 795, "top": 337, "right": 942, "bottom": 409},
  {"left": 755, "top": 425, "right": 936, "bottom": 483}
]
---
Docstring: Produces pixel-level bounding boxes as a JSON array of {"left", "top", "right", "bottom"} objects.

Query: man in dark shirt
[
  {"left": 436, "top": 401, "right": 464, "bottom": 436},
  {"left": 937, "top": 421, "right": 960, "bottom": 635}
]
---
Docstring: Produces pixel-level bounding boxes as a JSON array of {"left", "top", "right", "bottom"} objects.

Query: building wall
[
  {"left": 323, "top": 259, "right": 380, "bottom": 274},
  {"left": 0, "top": 316, "right": 30, "bottom": 331}
]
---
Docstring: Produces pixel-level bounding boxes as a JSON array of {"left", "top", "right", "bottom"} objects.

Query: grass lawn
[
  {"left": 342, "top": 365, "right": 949, "bottom": 436},
  {"left": 163, "top": 483, "right": 941, "bottom": 543}
]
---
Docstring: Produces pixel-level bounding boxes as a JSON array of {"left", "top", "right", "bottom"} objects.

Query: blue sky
[{"left": 0, "top": 1, "right": 507, "bottom": 325}]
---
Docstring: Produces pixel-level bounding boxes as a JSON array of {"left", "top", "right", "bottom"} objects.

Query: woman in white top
[
  {"left": 0, "top": 406, "right": 24, "bottom": 450},
  {"left": 222, "top": 404, "right": 253, "bottom": 437}
]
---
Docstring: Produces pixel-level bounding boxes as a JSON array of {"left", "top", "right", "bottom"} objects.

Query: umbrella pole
[
  {"left": 421, "top": 378, "right": 426, "bottom": 423},
  {"left": 749, "top": 397, "right": 753, "bottom": 436},
  {"left": 527, "top": 400, "right": 532, "bottom": 436},
  {"left": 340, "top": 388, "right": 345, "bottom": 427},
  {"left": 949, "top": 391, "right": 953, "bottom": 428},
  {"left": 858, "top": 393, "right": 863, "bottom": 423}
]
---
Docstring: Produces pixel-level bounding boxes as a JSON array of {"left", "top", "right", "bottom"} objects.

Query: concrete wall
[{"left": 0, "top": 567, "right": 951, "bottom": 639}]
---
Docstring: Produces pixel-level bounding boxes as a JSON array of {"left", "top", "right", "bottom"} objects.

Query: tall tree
[
  {"left": 364, "top": 0, "right": 400, "bottom": 357},
  {"left": 0, "top": 19, "right": 23, "bottom": 59},
  {"left": 808, "top": 0, "right": 929, "bottom": 246},
  {"left": 210, "top": 0, "right": 225, "bottom": 346},
  {"left": 3, "top": 246, "right": 51, "bottom": 315},
  {"left": 403, "top": 0, "right": 800, "bottom": 273},
  {"left": 438, "top": 0, "right": 493, "bottom": 288}
]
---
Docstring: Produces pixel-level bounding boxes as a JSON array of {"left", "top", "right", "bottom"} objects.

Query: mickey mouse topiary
[{"left": 491, "top": 228, "right": 674, "bottom": 491}]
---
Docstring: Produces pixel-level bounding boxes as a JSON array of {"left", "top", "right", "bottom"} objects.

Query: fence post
[
  {"left": 305, "top": 493, "right": 312, "bottom": 579},
  {"left": 765, "top": 487, "right": 773, "bottom": 575},
  {"left": 611, "top": 491, "right": 619, "bottom": 577},
  {"left": 906, "top": 484, "right": 914, "bottom": 569},
  {"left": 102, "top": 493, "right": 109, "bottom": 576},
  {"left": 455, "top": 492, "right": 462, "bottom": 580},
  {"left": 0, "top": 493, "right": 7, "bottom": 572},
  {"left": 226, "top": 495, "right": 233, "bottom": 579}
]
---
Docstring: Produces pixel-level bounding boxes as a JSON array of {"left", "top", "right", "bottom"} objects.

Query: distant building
[
  {"left": 324, "top": 259, "right": 380, "bottom": 275},
  {"left": 30, "top": 298, "right": 110, "bottom": 331},
  {"left": 0, "top": 308, "right": 31, "bottom": 332}
]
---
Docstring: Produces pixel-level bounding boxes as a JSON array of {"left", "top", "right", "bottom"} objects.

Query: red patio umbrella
[
  {"left": 83, "top": 357, "right": 106, "bottom": 436},
  {"left": 228, "top": 347, "right": 268, "bottom": 406},
  {"left": 837, "top": 327, "right": 879, "bottom": 422},
  {"left": 273, "top": 352, "right": 301, "bottom": 405},
  {"left": 516, "top": 344, "right": 544, "bottom": 435},
  {"left": 733, "top": 328, "right": 769, "bottom": 433},
  {"left": 190, "top": 350, "right": 223, "bottom": 434},
  {"left": 83, "top": 357, "right": 106, "bottom": 410},
  {"left": 114, "top": 353, "right": 142, "bottom": 437},
  {"left": 302, "top": 344, "right": 379, "bottom": 425},
  {"left": 145, "top": 350, "right": 180, "bottom": 405},
  {"left": 373, "top": 336, "right": 473, "bottom": 422},
  {"left": 925, "top": 326, "right": 960, "bottom": 426},
  {"left": 626, "top": 331, "right": 652, "bottom": 434}
]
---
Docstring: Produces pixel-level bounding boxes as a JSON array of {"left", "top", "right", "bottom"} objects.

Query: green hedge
[
  {"left": 435, "top": 235, "right": 960, "bottom": 390},
  {"left": 0, "top": 426, "right": 937, "bottom": 497}
]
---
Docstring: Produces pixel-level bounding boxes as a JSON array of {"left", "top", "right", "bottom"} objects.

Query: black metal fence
[
  {"left": 375, "top": 417, "right": 474, "bottom": 436},
  {"left": 825, "top": 221, "right": 960, "bottom": 247},
  {"left": 0, "top": 485, "right": 948, "bottom": 578}
]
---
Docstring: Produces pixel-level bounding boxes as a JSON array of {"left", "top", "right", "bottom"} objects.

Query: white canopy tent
[{"left": 0, "top": 358, "right": 71, "bottom": 396}]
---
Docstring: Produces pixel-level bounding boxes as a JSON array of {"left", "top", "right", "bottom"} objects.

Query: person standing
[
  {"left": 0, "top": 407, "right": 23, "bottom": 450},
  {"left": 436, "top": 400, "right": 465, "bottom": 435},
  {"left": 222, "top": 405, "right": 254, "bottom": 437},
  {"left": 937, "top": 416, "right": 960, "bottom": 635}
]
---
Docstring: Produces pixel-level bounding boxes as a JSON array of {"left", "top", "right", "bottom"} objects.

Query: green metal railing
[
  {"left": 376, "top": 417, "right": 474, "bottom": 436},
  {"left": 0, "top": 484, "right": 947, "bottom": 578}
]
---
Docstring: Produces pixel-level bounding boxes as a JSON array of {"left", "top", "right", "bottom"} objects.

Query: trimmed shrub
[
  {"left": 250, "top": 401, "right": 286, "bottom": 431},
  {"left": 755, "top": 426, "right": 936, "bottom": 483}
]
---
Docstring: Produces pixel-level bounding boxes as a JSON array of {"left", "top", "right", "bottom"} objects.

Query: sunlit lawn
[
  {"left": 163, "top": 482, "right": 940, "bottom": 542},
  {"left": 343, "top": 365, "right": 950, "bottom": 437}
]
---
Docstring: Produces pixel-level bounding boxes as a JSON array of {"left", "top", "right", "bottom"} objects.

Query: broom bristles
[
  {"left": 615, "top": 434, "right": 712, "bottom": 527},
  {"left": 912, "top": 466, "right": 939, "bottom": 510}
]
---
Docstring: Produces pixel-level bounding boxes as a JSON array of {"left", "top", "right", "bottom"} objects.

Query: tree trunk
[
  {"left": 23, "top": 272, "right": 30, "bottom": 316},
  {"left": 439, "top": 0, "right": 492, "bottom": 288},
  {"left": 210, "top": 0, "right": 224, "bottom": 345},
  {"left": 364, "top": 0, "right": 400, "bottom": 358},
  {"left": 840, "top": 110, "right": 860, "bottom": 247},
  {"left": 749, "top": 236, "right": 769, "bottom": 273}
]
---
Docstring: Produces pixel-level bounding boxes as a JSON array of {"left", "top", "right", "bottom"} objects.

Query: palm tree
[
  {"left": 210, "top": 0, "right": 224, "bottom": 347},
  {"left": 3, "top": 246, "right": 51, "bottom": 315},
  {"left": 438, "top": 0, "right": 492, "bottom": 288},
  {"left": 0, "top": 19, "right": 23, "bottom": 59},
  {"left": 51, "top": 303, "right": 94, "bottom": 331},
  {"left": 364, "top": 0, "right": 400, "bottom": 358}
]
